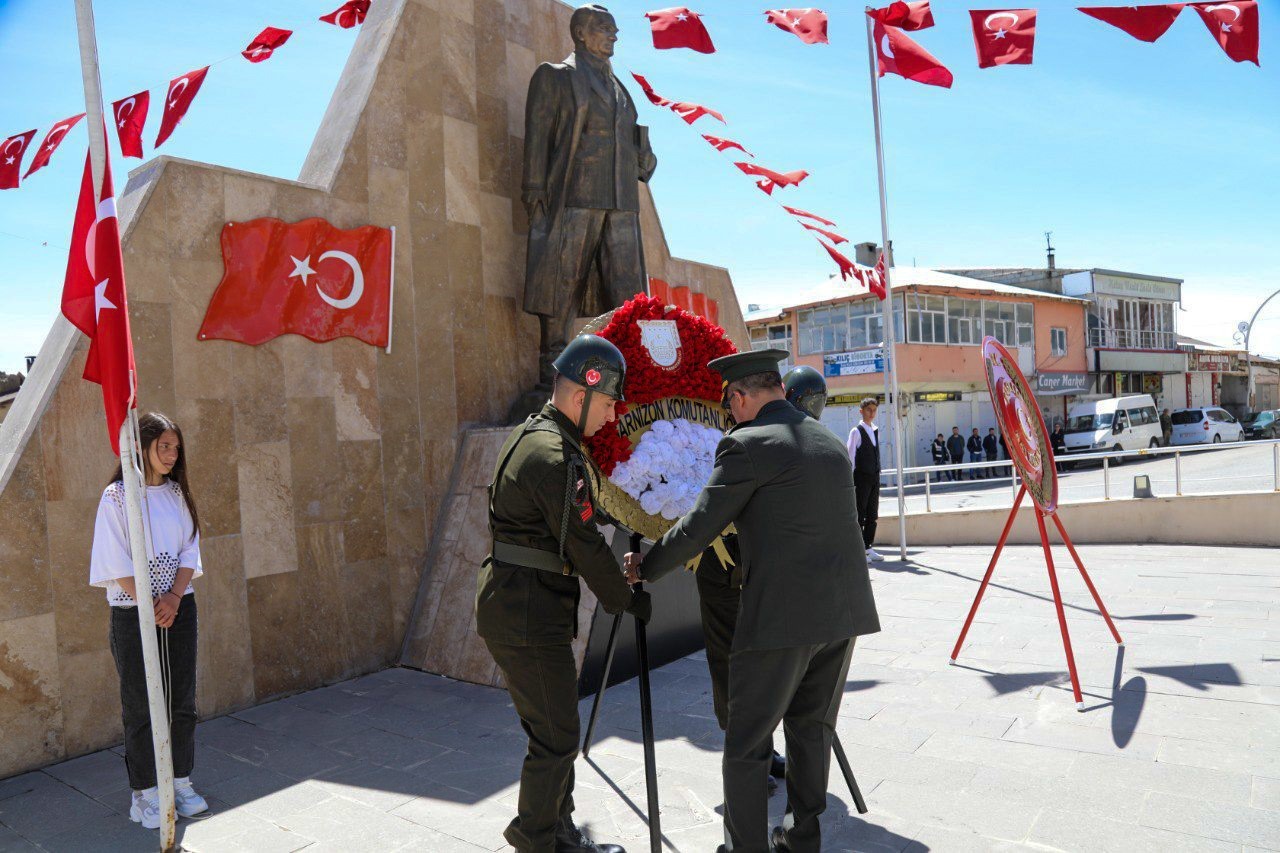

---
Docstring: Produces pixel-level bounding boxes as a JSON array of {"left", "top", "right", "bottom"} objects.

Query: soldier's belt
[{"left": 492, "top": 541, "right": 572, "bottom": 576}]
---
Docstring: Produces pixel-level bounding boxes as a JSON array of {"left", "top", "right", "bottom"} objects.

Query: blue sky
[{"left": 1, "top": 0, "right": 1277, "bottom": 376}]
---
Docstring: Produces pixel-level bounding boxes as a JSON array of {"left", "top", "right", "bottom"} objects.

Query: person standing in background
[
  {"left": 846, "top": 398, "right": 883, "bottom": 563},
  {"left": 946, "top": 427, "right": 966, "bottom": 481},
  {"left": 982, "top": 428, "right": 999, "bottom": 479},
  {"left": 966, "top": 428, "right": 984, "bottom": 480}
]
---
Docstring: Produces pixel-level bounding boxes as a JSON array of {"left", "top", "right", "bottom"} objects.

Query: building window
[
  {"left": 1051, "top": 327, "right": 1067, "bottom": 356},
  {"left": 797, "top": 297, "right": 903, "bottom": 355},
  {"left": 947, "top": 299, "right": 982, "bottom": 345},
  {"left": 907, "top": 294, "right": 947, "bottom": 344},
  {"left": 1016, "top": 303, "right": 1034, "bottom": 348}
]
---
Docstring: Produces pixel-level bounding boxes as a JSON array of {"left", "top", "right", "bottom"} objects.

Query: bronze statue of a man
[{"left": 522, "top": 4, "right": 658, "bottom": 387}]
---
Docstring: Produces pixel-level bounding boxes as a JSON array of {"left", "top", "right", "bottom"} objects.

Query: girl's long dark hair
[{"left": 108, "top": 412, "right": 200, "bottom": 537}]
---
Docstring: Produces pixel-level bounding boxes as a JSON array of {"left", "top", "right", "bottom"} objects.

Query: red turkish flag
[
  {"left": 111, "top": 91, "right": 149, "bottom": 159},
  {"left": 970, "top": 9, "right": 1037, "bottom": 68},
  {"left": 631, "top": 72, "right": 726, "bottom": 124},
  {"left": 802, "top": 222, "right": 848, "bottom": 244},
  {"left": 784, "top": 206, "right": 836, "bottom": 227},
  {"left": 875, "top": 21, "right": 953, "bottom": 88},
  {"left": 1190, "top": 1, "right": 1259, "bottom": 64},
  {"left": 734, "top": 161, "right": 808, "bottom": 187},
  {"left": 862, "top": 253, "right": 888, "bottom": 299},
  {"left": 645, "top": 7, "right": 716, "bottom": 53},
  {"left": 0, "top": 130, "right": 37, "bottom": 189},
  {"left": 242, "top": 26, "right": 293, "bottom": 63},
  {"left": 764, "top": 9, "right": 830, "bottom": 45},
  {"left": 631, "top": 72, "right": 672, "bottom": 107},
  {"left": 701, "top": 134, "right": 752, "bottom": 156},
  {"left": 61, "top": 152, "right": 137, "bottom": 452},
  {"left": 199, "top": 218, "right": 393, "bottom": 347},
  {"left": 1077, "top": 5, "right": 1185, "bottom": 43},
  {"left": 868, "top": 1, "right": 935, "bottom": 31},
  {"left": 24, "top": 114, "right": 84, "bottom": 179},
  {"left": 155, "top": 66, "right": 209, "bottom": 148},
  {"left": 320, "top": 0, "right": 370, "bottom": 28},
  {"left": 820, "top": 240, "right": 857, "bottom": 281}
]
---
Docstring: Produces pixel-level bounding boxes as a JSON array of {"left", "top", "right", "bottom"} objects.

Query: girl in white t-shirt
[{"left": 90, "top": 412, "right": 207, "bottom": 829}]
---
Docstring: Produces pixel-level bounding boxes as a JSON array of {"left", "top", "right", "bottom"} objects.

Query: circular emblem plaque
[{"left": 981, "top": 337, "right": 1058, "bottom": 512}]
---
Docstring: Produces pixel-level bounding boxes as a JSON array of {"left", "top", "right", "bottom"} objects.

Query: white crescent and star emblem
[
  {"left": 288, "top": 250, "right": 365, "bottom": 310},
  {"left": 169, "top": 78, "right": 189, "bottom": 108},
  {"left": 94, "top": 278, "right": 117, "bottom": 323},
  {"left": 116, "top": 97, "right": 136, "bottom": 129},
  {"left": 3, "top": 137, "right": 26, "bottom": 156},
  {"left": 84, "top": 196, "right": 119, "bottom": 280},
  {"left": 880, "top": 32, "right": 895, "bottom": 59},
  {"left": 985, "top": 11, "right": 1019, "bottom": 38},
  {"left": 247, "top": 45, "right": 271, "bottom": 58},
  {"left": 676, "top": 12, "right": 689, "bottom": 21},
  {"left": 1203, "top": 3, "right": 1240, "bottom": 31},
  {"left": 45, "top": 124, "right": 71, "bottom": 152},
  {"left": 335, "top": 8, "right": 352, "bottom": 27}
]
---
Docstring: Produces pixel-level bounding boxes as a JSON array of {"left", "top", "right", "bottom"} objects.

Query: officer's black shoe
[
  {"left": 770, "top": 825, "right": 792, "bottom": 851},
  {"left": 555, "top": 820, "right": 624, "bottom": 853},
  {"left": 769, "top": 750, "right": 786, "bottom": 780}
]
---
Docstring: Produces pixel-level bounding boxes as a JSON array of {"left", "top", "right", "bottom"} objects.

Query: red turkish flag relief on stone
[
  {"left": 645, "top": 7, "right": 716, "bottom": 53},
  {"left": 874, "top": 20, "right": 953, "bottom": 88},
  {"left": 970, "top": 9, "right": 1037, "bottom": 68},
  {"left": 199, "top": 218, "right": 393, "bottom": 347},
  {"left": 24, "top": 113, "right": 85, "bottom": 178},
  {"left": 112, "top": 91, "right": 150, "bottom": 159},
  {"left": 155, "top": 66, "right": 209, "bottom": 148},
  {"left": 1190, "top": 1, "right": 1259, "bottom": 65},
  {"left": 1076, "top": 4, "right": 1185, "bottom": 43},
  {"left": 320, "top": 0, "right": 370, "bottom": 28},
  {"left": 61, "top": 151, "right": 137, "bottom": 452},
  {"left": 764, "top": 9, "right": 830, "bottom": 45},
  {"left": 242, "top": 27, "right": 293, "bottom": 63},
  {"left": 0, "top": 130, "right": 37, "bottom": 189}
]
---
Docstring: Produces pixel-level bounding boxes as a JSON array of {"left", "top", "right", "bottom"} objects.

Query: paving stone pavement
[{"left": 2, "top": 544, "right": 1278, "bottom": 852}]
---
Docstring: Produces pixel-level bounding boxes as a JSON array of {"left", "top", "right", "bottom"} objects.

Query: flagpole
[
  {"left": 73, "top": 3, "right": 177, "bottom": 850},
  {"left": 864, "top": 10, "right": 909, "bottom": 562}
]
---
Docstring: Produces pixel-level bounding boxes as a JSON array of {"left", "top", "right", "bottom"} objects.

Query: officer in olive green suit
[
  {"left": 477, "top": 335, "right": 650, "bottom": 853},
  {"left": 625, "top": 350, "right": 880, "bottom": 853}
]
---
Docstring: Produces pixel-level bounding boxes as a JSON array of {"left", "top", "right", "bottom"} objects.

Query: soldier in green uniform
[
  {"left": 477, "top": 335, "right": 650, "bottom": 853},
  {"left": 625, "top": 350, "right": 880, "bottom": 853}
]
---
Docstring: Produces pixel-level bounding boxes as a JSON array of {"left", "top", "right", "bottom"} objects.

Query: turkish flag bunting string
[
  {"left": 701, "top": 134, "right": 752, "bottom": 156},
  {"left": 970, "top": 9, "right": 1037, "bottom": 68},
  {"left": 873, "top": 20, "right": 954, "bottom": 87},
  {"left": 734, "top": 161, "right": 809, "bottom": 188},
  {"left": 243, "top": 26, "right": 293, "bottom": 63},
  {"left": 320, "top": 0, "right": 370, "bottom": 28},
  {"left": 764, "top": 9, "right": 830, "bottom": 45},
  {"left": 801, "top": 222, "right": 848, "bottom": 244},
  {"left": 0, "top": 130, "right": 37, "bottom": 189},
  {"left": 61, "top": 151, "right": 137, "bottom": 453},
  {"left": 862, "top": 252, "right": 888, "bottom": 299},
  {"left": 783, "top": 205, "right": 837, "bottom": 227},
  {"left": 631, "top": 73, "right": 727, "bottom": 124},
  {"left": 111, "top": 91, "right": 150, "bottom": 159},
  {"left": 645, "top": 7, "right": 717, "bottom": 53},
  {"left": 1190, "top": 1, "right": 1259, "bottom": 64},
  {"left": 1076, "top": 4, "right": 1185, "bottom": 43},
  {"left": 198, "top": 217, "right": 393, "bottom": 347},
  {"left": 24, "top": 114, "right": 84, "bottom": 179},
  {"left": 155, "top": 66, "right": 209, "bottom": 148},
  {"left": 868, "top": 0, "right": 935, "bottom": 31}
]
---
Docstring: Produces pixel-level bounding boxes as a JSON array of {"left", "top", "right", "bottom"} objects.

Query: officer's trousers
[
  {"left": 722, "top": 637, "right": 856, "bottom": 853},
  {"left": 696, "top": 563, "right": 740, "bottom": 731},
  {"left": 485, "top": 639, "right": 580, "bottom": 853}
]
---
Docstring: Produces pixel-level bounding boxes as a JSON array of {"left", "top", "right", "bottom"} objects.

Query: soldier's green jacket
[{"left": 476, "top": 403, "right": 636, "bottom": 646}]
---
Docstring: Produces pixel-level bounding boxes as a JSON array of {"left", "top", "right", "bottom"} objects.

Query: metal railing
[
  {"left": 887, "top": 438, "right": 1280, "bottom": 512},
  {"left": 1087, "top": 328, "right": 1177, "bottom": 350}
]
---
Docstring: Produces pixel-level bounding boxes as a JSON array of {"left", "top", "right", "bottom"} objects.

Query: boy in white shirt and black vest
[{"left": 846, "top": 397, "right": 884, "bottom": 562}]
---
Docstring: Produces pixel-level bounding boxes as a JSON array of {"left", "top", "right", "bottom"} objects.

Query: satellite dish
[{"left": 1238, "top": 321, "right": 1251, "bottom": 334}]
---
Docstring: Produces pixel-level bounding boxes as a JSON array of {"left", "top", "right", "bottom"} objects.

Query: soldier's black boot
[
  {"left": 555, "top": 819, "right": 624, "bottom": 853},
  {"left": 770, "top": 825, "right": 791, "bottom": 851},
  {"left": 769, "top": 750, "right": 786, "bottom": 780}
]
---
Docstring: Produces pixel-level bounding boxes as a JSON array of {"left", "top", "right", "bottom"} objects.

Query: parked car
[
  {"left": 1170, "top": 407, "right": 1245, "bottom": 445},
  {"left": 1242, "top": 409, "right": 1280, "bottom": 440},
  {"left": 1061, "top": 394, "right": 1163, "bottom": 457}
]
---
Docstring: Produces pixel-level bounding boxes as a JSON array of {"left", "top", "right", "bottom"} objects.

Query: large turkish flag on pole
[
  {"left": 61, "top": 151, "right": 137, "bottom": 453},
  {"left": 198, "top": 217, "right": 393, "bottom": 347}
]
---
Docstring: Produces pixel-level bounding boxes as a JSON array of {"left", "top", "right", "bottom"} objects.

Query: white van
[{"left": 1061, "top": 395, "right": 1163, "bottom": 456}]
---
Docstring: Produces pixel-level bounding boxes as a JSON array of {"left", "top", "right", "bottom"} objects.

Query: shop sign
[{"left": 1033, "top": 372, "right": 1089, "bottom": 395}]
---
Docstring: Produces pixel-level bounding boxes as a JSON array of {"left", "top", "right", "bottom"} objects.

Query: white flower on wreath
[{"left": 610, "top": 418, "right": 722, "bottom": 520}]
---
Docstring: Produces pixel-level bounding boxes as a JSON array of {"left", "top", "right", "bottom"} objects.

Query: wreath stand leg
[{"left": 581, "top": 612, "right": 621, "bottom": 758}]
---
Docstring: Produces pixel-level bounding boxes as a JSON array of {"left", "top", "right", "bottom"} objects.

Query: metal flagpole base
[
  {"left": 831, "top": 734, "right": 868, "bottom": 814},
  {"left": 633, "top": 580, "right": 661, "bottom": 853}
]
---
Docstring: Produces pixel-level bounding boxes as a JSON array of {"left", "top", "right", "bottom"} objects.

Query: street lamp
[{"left": 1235, "top": 286, "right": 1280, "bottom": 411}]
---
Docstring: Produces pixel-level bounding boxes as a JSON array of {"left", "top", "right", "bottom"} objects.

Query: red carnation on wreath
[{"left": 582, "top": 292, "right": 737, "bottom": 476}]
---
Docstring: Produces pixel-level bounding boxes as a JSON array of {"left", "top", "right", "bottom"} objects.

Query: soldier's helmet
[
  {"left": 553, "top": 335, "right": 627, "bottom": 401},
  {"left": 783, "top": 365, "right": 827, "bottom": 420}
]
